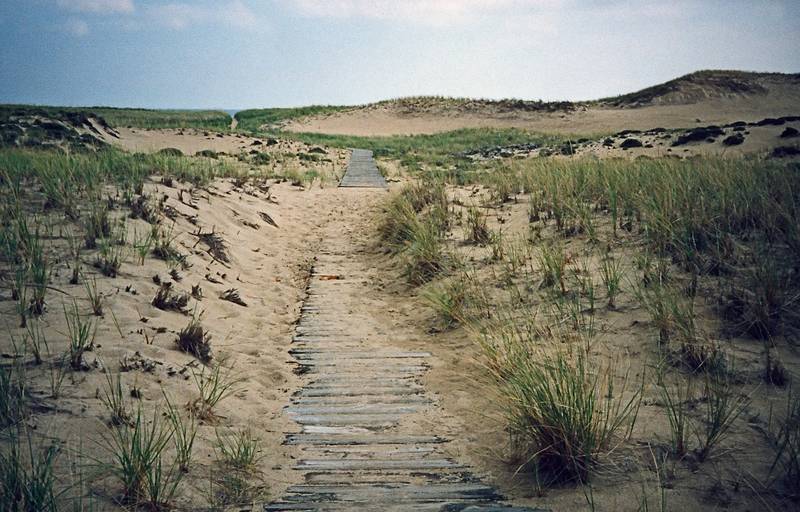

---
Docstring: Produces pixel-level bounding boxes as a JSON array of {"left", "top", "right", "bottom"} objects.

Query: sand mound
[
  {"left": 601, "top": 70, "right": 800, "bottom": 107},
  {"left": 0, "top": 105, "right": 119, "bottom": 150},
  {"left": 283, "top": 70, "right": 800, "bottom": 137}
]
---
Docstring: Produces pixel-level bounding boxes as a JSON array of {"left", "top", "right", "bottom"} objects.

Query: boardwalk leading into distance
[{"left": 338, "top": 149, "right": 388, "bottom": 188}]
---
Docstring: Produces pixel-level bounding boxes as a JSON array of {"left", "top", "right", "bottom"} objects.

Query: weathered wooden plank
[
  {"left": 297, "top": 366, "right": 428, "bottom": 376},
  {"left": 296, "top": 386, "right": 423, "bottom": 397},
  {"left": 295, "top": 459, "right": 463, "bottom": 471},
  {"left": 290, "top": 349, "right": 431, "bottom": 359},
  {"left": 290, "top": 395, "right": 431, "bottom": 406},
  {"left": 283, "top": 434, "right": 444, "bottom": 446},
  {"left": 287, "top": 404, "right": 425, "bottom": 415},
  {"left": 307, "top": 445, "right": 436, "bottom": 455},
  {"left": 302, "top": 379, "right": 422, "bottom": 388},
  {"left": 287, "top": 413, "right": 402, "bottom": 427},
  {"left": 282, "top": 482, "right": 502, "bottom": 501}
]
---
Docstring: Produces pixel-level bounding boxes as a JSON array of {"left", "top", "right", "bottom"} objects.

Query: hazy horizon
[{"left": 1, "top": 1, "right": 799, "bottom": 110}]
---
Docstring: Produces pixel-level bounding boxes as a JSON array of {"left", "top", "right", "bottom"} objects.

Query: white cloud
[
  {"left": 56, "top": 0, "right": 135, "bottom": 14},
  {"left": 148, "top": 1, "right": 258, "bottom": 30},
  {"left": 63, "top": 17, "right": 89, "bottom": 36},
  {"left": 288, "top": 0, "right": 562, "bottom": 26}
]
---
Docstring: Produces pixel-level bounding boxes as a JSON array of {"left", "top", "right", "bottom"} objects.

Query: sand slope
[{"left": 283, "top": 71, "right": 800, "bottom": 136}]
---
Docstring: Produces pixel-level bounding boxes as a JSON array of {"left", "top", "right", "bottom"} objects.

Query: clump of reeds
[
  {"left": 84, "top": 274, "right": 104, "bottom": 316},
  {"left": 465, "top": 207, "right": 490, "bottom": 244},
  {"left": 64, "top": 301, "right": 95, "bottom": 371},
  {"left": 422, "top": 276, "right": 469, "bottom": 329},
  {"left": 84, "top": 202, "right": 111, "bottom": 249},
  {"left": 481, "top": 322, "right": 640, "bottom": 483},
  {"left": 101, "top": 371, "right": 131, "bottom": 427},
  {"left": 93, "top": 238, "right": 125, "bottom": 278},
  {"left": 0, "top": 428, "right": 61, "bottom": 511},
  {"left": 378, "top": 180, "right": 451, "bottom": 285},
  {"left": 599, "top": 252, "right": 624, "bottom": 309},
  {"left": 100, "top": 407, "right": 182, "bottom": 509},
  {"left": 770, "top": 393, "right": 800, "bottom": 495},
  {"left": 695, "top": 375, "right": 749, "bottom": 462},
  {"left": 188, "top": 364, "right": 239, "bottom": 421},
  {"left": 152, "top": 223, "right": 188, "bottom": 269},
  {"left": 537, "top": 241, "right": 567, "bottom": 294},
  {"left": 0, "top": 361, "right": 27, "bottom": 428},
  {"left": 163, "top": 392, "right": 197, "bottom": 473},
  {"left": 216, "top": 428, "right": 261, "bottom": 471},
  {"left": 657, "top": 376, "right": 693, "bottom": 457}
]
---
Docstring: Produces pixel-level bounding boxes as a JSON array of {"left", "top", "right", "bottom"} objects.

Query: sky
[{"left": 0, "top": 0, "right": 798, "bottom": 109}]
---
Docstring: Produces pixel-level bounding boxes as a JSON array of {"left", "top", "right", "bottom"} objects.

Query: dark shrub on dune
[
  {"left": 722, "top": 134, "right": 745, "bottom": 146},
  {"left": 771, "top": 146, "right": 800, "bottom": 158},
  {"left": 780, "top": 127, "right": 799, "bottom": 138},
  {"left": 620, "top": 138, "right": 644, "bottom": 149},
  {"left": 157, "top": 147, "right": 184, "bottom": 157},
  {"left": 672, "top": 126, "right": 724, "bottom": 146}
]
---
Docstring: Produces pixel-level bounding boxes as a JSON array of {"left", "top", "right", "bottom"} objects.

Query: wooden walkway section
[
  {"left": 338, "top": 149, "right": 387, "bottom": 188},
  {"left": 266, "top": 231, "right": 544, "bottom": 510}
]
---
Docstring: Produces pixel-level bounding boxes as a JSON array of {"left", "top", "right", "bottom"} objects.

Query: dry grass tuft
[
  {"left": 151, "top": 283, "right": 189, "bottom": 313},
  {"left": 176, "top": 316, "right": 212, "bottom": 363},
  {"left": 195, "top": 229, "right": 230, "bottom": 263},
  {"left": 220, "top": 288, "right": 247, "bottom": 307}
]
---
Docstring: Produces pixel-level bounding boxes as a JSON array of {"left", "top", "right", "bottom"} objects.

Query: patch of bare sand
[
  {"left": 0, "top": 174, "right": 384, "bottom": 509},
  {"left": 105, "top": 127, "right": 320, "bottom": 157},
  {"left": 285, "top": 92, "right": 800, "bottom": 137}
]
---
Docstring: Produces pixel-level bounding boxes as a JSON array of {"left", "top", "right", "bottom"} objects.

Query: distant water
[{"left": 223, "top": 109, "right": 240, "bottom": 118}]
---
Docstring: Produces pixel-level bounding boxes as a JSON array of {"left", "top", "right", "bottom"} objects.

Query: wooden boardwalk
[
  {"left": 338, "top": 149, "right": 387, "bottom": 188},
  {"left": 266, "top": 191, "right": 543, "bottom": 511}
]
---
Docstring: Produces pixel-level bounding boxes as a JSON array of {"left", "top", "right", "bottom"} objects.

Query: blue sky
[{"left": 1, "top": 0, "right": 798, "bottom": 109}]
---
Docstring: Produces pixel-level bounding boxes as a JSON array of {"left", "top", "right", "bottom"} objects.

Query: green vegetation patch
[
  {"left": 234, "top": 105, "right": 350, "bottom": 132},
  {"left": 91, "top": 108, "right": 231, "bottom": 130},
  {"left": 0, "top": 104, "right": 232, "bottom": 131},
  {"left": 269, "top": 127, "right": 566, "bottom": 172},
  {"left": 0, "top": 147, "right": 240, "bottom": 196}
]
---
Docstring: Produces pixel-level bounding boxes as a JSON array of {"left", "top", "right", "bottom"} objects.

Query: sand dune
[{"left": 283, "top": 71, "right": 800, "bottom": 136}]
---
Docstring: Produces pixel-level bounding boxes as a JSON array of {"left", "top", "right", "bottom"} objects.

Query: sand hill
[{"left": 282, "top": 70, "right": 800, "bottom": 136}]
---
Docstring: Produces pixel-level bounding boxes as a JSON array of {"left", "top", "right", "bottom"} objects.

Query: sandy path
[
  {"left": 265, "top": 156, "right": 539, "bottom": 510},
  {"left": 266, "top": 212, "right": 536, "bottom": 511}
]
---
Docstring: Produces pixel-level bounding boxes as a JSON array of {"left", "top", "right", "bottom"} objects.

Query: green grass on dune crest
[
  {"left": 3, "top": 103, "right": 576, "bottom": 166},
  {"left": 233, "top": 95, "right": 576, "bottom": 132},
  {"left": 93, "top": 108, "right": 232, "bottom": 130},
  {"left": 234, "top": 106, "right": 350, "bottom": 132},
  {"left": 1, "top": 104, "right": 232, "bottom": 131}
]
